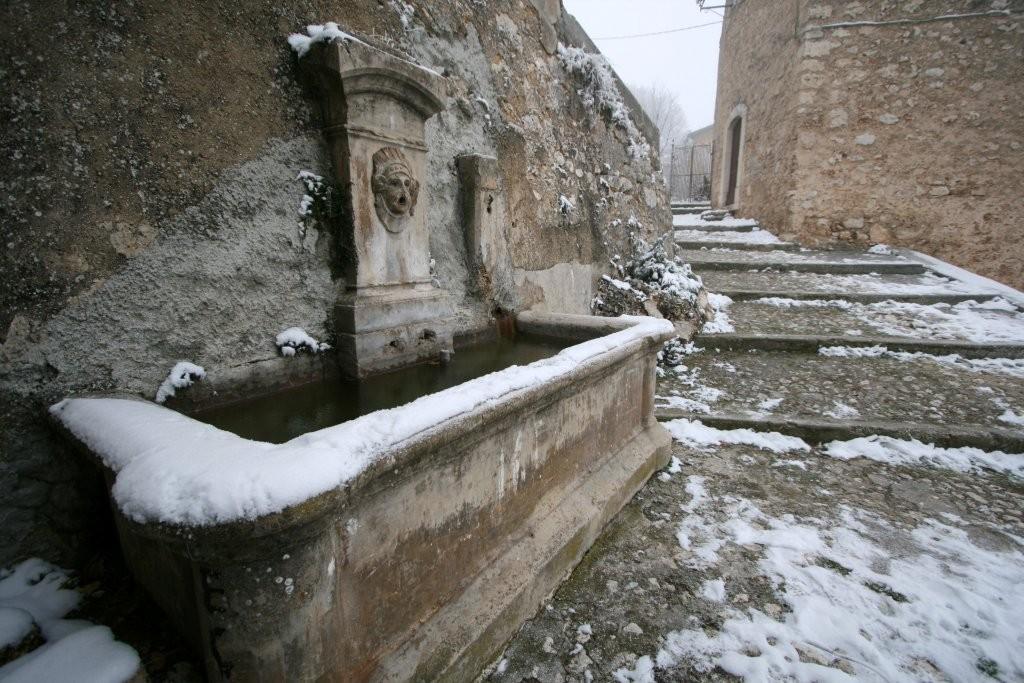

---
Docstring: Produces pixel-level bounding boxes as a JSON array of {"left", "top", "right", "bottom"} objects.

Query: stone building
[
  {"left": 710, "top": 0, "right": 1024, "bottom": 289},
  {"left": 0, "top": 0, "right": 667, "bottom": 568},
  {"left": 684, "top": 122, "right": 714, "bottom": 148}
]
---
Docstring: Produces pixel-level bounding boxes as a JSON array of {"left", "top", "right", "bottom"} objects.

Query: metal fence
[{"left": 668, "top": 143, "right": 712, "bottom": 203}]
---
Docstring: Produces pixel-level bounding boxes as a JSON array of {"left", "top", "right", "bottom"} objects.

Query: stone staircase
[
  {"left": 670, "top": 201, "right": 711, "bottom": 216},
  {"left": 482, "top": 212, "right": 1024, "bottom": 682},
  {"left": 664, "top": 215, "right": 1024, "bottom": 453}
]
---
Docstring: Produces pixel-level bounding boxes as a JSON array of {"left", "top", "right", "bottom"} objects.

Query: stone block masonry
[{"left": 711, "top": 0, "right": 1024, "bottom": 291}]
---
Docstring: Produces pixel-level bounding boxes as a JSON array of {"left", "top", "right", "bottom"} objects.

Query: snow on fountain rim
[{"left": 49, "top": 316, "right": 673, "bottom": 528}]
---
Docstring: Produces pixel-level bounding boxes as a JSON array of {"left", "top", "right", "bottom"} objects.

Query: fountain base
[{"left": 335, "top": 284, "right": 454, "bottom": 378}]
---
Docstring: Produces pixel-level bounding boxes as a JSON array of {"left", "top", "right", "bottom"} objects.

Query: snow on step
[
  {"left": 675, "top": 228, "right": 780, "bottom": 245},
  {"left": 657, "top": 348, "right": 1024, "bottom": 434},
  {"left": 651, "top": 469, "right": 1024, "bottom": 682},
  {"left": 717, "top": 297, "right": 1024, "bottom": 343},
  {"left": 699, "top": 270, "right": 998, "bottom": 298},
  {"left": 672, "top": 214, "right": 760, "bottom": 229},
  {"left": 683, "top": 247, "right": 914, "bottom": 266}
]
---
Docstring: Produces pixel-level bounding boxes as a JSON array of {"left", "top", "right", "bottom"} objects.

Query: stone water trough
[
  {"left": 48, "top": 33, "right": 677, "bottom": 680},
  {"left": 50, "top": 312, "right": 673, "bottom": 681}
]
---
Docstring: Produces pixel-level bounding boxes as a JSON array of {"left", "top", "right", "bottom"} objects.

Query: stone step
[
  {"left": 705, "top": 297, "right": 1024, "bottom": 344},
  {"left": 683, "top": 246, "right": 913, "bottom": 265},
  {"left": 689, "top": 256, "right": 925, "bottom": 276},
  {"left": 674, "top": 228, "right": 782, "bottom": 246},
  {"left": 656, "top": 349, "right": 1024, "bottom": 440},
  {"left": 700, "top": 334, "right": 1024, "bottom": 359},
  {"left": 677, "top": 240, "right": 801, "bottom": 252},
  {"left": 699, "top": 270, "right": 998, "bottom": 302},
  {"left": 678, "top": 223, "right": 759, "bottom": 233},
  {"left": 716, "top": 290, "right": 999, "bottom": 305},
  {"left": 653, "top": 410, "right": 1024, "bottom": 453},
  {"left": 671, "top": 206, "right": 709, "bottom": 215}
]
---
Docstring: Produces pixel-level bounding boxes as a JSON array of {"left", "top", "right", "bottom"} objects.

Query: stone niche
[{"left": 300, "top": 38, "right": 453, "bottom": 377}]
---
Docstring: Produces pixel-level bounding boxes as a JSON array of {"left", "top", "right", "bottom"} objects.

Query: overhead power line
[{"left": 593, "top": 20, "right": 722, "bottom": 41}]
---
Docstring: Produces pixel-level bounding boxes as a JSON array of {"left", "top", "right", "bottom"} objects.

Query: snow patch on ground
[
  {"left": 672, "top": 214, "right": 760, "bottom": 229},
  {"left": 772, "top": 459, "right": 809, "bottom": 470},
  {"left": 50, "top": 317, "right": 674, "bottom": 525},
  {"left": 654, "top": 491, "right": 1024, "bottom": 682},
  {"left": 824, "top": 402, "right": 861, "bottom": 419},
  {"left": 753, "top": 297, "right": 855, "bottom": 309},
  {"left": 666, "top": 419, "right": 811, "bottom": 454},
  {"left": 154, "top": 361, "right": 205, "bottom": 404},
  {"left": 867, "top": 243, "right": 895, "bottom": 255},
  {"left": 818, "top": 345, "right": 1024, "bottom": 378},
  {"left": 998, "top": 409, "right": 1024, "bottom": 427},
  {"left": 823, "top": 435, "right": 1024, "bottom": 478},
  {"left": 0, "top": 559, "right": 140, "bottom": 682},
  {"left": 613, "top": 655, "right": 656, "bottom": 683},
  {"left": 814, "top": 271, "right": 990, "bottom": 296},
  {"left": 700, "top": 579, "right": 727, "bottom": 603},
  {"left": 702, "top": 293, "right": 735, "bottom": 333},
  {"left": 751, "top": 296, "right": 1024, "bottom": 343}
]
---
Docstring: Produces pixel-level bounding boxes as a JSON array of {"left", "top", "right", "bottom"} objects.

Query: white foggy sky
[{"left": 562, "top": 0, "right": 723, "bottom": 133}]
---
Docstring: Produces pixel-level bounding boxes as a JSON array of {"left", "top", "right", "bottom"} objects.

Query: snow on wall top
[
  {"left": 287, "top": 22, "right": 362, "bottom": 58},
  {"left": 49, "top": 316, "right": 673, "bottom": 527}
]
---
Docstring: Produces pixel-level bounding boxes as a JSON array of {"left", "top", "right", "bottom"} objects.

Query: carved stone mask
[{"left": 372, "top": 147, "right": 419, "bottom": 233}]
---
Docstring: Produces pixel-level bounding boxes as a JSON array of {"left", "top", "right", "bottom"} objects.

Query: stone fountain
[
  {"left": 299, "top": 37, "right": 454, "bottom": 377},
  {"left": 49, "top": 32, "right": 677, "bottom": 683}
]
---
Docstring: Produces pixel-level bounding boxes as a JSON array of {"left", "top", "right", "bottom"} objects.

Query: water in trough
[{"left": 192, "top": 334, "right": 569, "bottom": 443}]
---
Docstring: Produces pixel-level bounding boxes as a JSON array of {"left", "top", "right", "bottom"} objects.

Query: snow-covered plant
[
  {"left": 155, "top": 362, "right": 205, "bottom": 404},
  {"left": 558, "top": 194, "right": 576, "bottom": 217},
  {"left": 389, "top": 0, "right": 415, "bottom": 30},
  {"left": 592, "top": 223, "right": 710, "bottom": 366},
  {"left": 657, "top": 338, "right": 702, "bottom": 367},
  {"left": 556, "top": 43, "right": 651, "bottom": 160},
  {"left": 276, "top": 327, "right": 331, "bottom": 357},
  {"left": 296, "top": 170, "right": 332, "bottom": 237},
  {"left": 607, "top": 230, "right": 705, "bottom": 317}
]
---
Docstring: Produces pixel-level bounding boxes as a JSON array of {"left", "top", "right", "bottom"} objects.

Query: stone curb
[{"left": 654, "top": 410, "right": 1024, "bottom": 453}]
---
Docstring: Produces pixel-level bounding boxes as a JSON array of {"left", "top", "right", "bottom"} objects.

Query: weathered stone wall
[
  {"left": 714, "top": 0, "right": 1024, "bottom": 290},
  {"left": 0, "top": 0, "right": 669, "bottom": 567},
  {"left": 710, "top": 0, "right": 804, "bottom": 232}
]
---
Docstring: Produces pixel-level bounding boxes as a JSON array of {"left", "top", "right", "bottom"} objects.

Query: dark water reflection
[{"left": 191, "top": 335, "right": 569, "bottom": 444}]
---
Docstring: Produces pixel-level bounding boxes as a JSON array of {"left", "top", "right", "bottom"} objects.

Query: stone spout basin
[{"left": 50, "top": 312, "right": 674, "bottom": 682}]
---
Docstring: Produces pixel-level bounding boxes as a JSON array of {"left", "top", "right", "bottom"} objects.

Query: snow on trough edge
[{"left": 49, "top": 317, "right": 673, "bottom": 527}]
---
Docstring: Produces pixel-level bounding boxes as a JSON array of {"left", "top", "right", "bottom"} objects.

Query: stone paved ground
[{"left": 482, "top": 214, "right": 1024, "bottom": 682}]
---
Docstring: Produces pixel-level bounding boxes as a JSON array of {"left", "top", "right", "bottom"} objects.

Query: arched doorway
[{"left": 725, "top": 114, "right": 743, "bottom": 207}]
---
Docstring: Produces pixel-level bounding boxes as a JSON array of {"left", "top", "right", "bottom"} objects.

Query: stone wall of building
[
  {"left": 0, "top": 0, "right": 669, "bottom": 567},
  {"left": 714, "top": 0, "right": 1024, "bottom": 290},
  {"left": 710, "top": 0, "right": 804, "bottom": 233}
]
